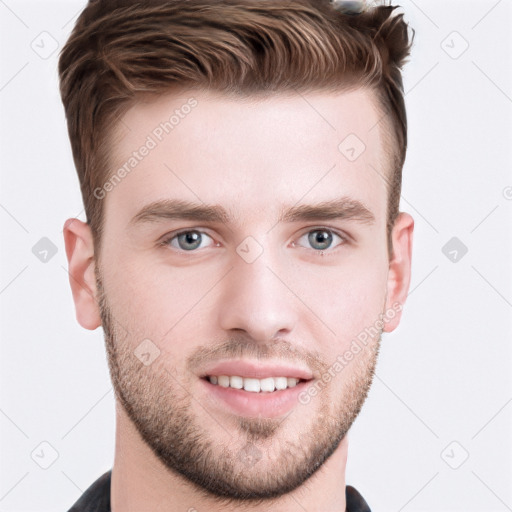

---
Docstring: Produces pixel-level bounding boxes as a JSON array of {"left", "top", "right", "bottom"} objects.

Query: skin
[{"left": 64, "top": 87, "right": 413, "bottom": 512}]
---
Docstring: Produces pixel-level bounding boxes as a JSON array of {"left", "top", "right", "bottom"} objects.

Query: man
[{"left": 60, "top": 0, "right": 414, "bottom": 510}]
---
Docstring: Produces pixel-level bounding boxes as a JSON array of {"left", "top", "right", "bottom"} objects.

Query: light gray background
[{"left": 1, "top": 1, "right": 511, "bottom": 510}]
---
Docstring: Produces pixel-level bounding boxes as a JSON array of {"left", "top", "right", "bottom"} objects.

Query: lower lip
[{"left": 200, "top": 378, "right": 311, "bottom": 418}]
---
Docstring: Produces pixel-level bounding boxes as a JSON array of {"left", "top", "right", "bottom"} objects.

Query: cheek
[
  {"left": 291, "top": 252, "right": 389, "bottom": 343},
  {"left": 100, "top": 255, "right": 220, "bottom": 344}
]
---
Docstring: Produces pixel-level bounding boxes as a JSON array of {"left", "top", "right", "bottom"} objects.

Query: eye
[
  {"left": 162, "top": 230, "right": 216, "bottom": 251},
  {"left": 294, "top": 228, "right": 347, "bottom": 252}
]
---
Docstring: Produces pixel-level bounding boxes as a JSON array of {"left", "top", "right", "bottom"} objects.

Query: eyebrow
[{"left": 129, "top": 197, "right": 375, "bottom": 227}]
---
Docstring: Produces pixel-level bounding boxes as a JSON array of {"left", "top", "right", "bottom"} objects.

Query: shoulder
[
  {"left": 67, "top": 470, "right": 112, "bottom": 512},
  {"left": 346, "top": 484, "right": 372, "bottom": 512}
]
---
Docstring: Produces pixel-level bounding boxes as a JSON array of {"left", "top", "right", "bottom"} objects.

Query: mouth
[
  {"left": 198, "top": 360, "right": 314, "bottom": 417},
  {"left": 202, "top": 375, "right": 309, "bottom": 393}
]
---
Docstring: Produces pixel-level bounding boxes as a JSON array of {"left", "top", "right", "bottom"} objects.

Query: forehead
[{"left": 105, "top": 88, "right": 389, "bottom": 226}]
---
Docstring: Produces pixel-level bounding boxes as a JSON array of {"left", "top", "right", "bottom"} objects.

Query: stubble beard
[{"left": 95, "top": 270, "right": 380, "bottom": 503}]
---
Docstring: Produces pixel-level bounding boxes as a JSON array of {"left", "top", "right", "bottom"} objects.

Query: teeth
[
  {"left": 260, "top": 377, "right": 275, "bottom": 392},
  {"left": 287, "top": 377, "right": 299, "bottom": 388},
  {"left": 275, "top": 377, "right": 288, "bottom": 390},
  {"left": 208, "top": 375, "right": 303, "bottom": 392},
  {"left": 218, "top": 375, "right": 230, "bottom": 388},
  {"left": 229, "top": 376, "right": 243, "bottom": 389},
  {"left": 244, "top": 378, "right": 260, "bottom": 392}
]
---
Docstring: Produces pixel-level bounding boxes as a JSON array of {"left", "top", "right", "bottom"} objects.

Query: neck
[{"left": 111, "top": 403, "right": 348, "bottom": 512}]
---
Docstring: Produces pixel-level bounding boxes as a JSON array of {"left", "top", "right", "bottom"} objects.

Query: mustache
[{"left": 187, "top": 336, "right": 329, "bottom": 375}]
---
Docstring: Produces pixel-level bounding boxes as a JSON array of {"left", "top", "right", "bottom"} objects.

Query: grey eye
[
  {"left": 169, "top": 231, "right": 214, "bottom": 251},
  {"left": 296, "top": 229, "right": 345, "bottom": 251},
  {"left": 308, "top": 230, "right": 334, "bottom": 250}
]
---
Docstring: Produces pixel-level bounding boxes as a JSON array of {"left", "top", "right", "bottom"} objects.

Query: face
[{"left": 74, "top": 88, "right": 411, "bottom": 500}]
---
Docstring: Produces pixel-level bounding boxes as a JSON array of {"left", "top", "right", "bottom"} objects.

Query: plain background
[{"left": 0, "top": 1, "right": 511, "bottom": 510}]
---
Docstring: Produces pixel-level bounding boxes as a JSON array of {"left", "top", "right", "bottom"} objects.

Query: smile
[{"left": 205, "top": 375, "right": 306, "bottom": 393}]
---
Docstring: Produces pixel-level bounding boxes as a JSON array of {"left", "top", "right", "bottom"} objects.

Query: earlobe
[
  {"left": 63, "top": 218, "right": 102, "bottom": 330},
  {"left": 383, "top": 212, "right": 414, "bottom": 333}
]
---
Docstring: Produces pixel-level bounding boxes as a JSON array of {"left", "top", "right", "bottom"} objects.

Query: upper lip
[{"left": 199, "top": 360, "right": 314, "bottom": 380}]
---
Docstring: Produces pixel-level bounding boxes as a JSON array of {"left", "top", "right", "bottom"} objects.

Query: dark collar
[{"left": 68, "top": 470, "right": 371, "bottom": 512}]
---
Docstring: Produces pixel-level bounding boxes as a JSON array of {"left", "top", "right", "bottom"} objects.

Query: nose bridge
[{"left": 217, "top": 239, "right": 297, "bottom": 342}]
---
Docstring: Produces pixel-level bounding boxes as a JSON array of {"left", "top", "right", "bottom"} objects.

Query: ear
[
  {"left": 63, "top": 218, "right": 102, "bottom": 330},
  {"left": 383, "top": 212, "right": 414, "bottom": 333}
]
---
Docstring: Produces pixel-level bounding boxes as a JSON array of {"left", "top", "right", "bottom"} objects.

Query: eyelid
[{"left": 297, "top": 225, "right": 351, "bottom": 240}]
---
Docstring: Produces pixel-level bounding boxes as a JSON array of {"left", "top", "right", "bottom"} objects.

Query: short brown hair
[{"left": 58, "top": 0, "right": 413, "bottom": 258}]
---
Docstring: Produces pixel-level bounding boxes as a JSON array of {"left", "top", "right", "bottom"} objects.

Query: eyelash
[{"left": 159, "top": 226, "right": 349, "bottom": 256}]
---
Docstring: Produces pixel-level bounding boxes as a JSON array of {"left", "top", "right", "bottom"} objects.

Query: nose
[{"left": 216, "top": 246, "right": 298, "bottom": 343}]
